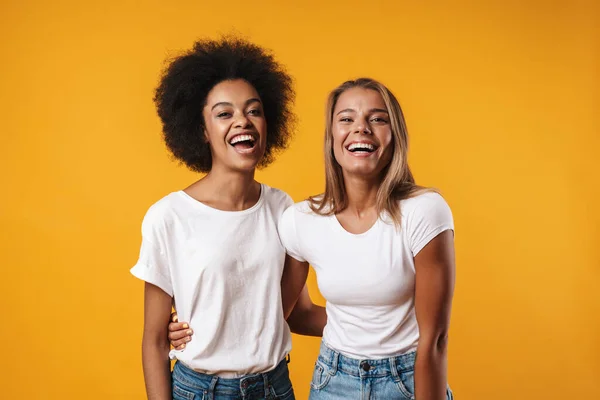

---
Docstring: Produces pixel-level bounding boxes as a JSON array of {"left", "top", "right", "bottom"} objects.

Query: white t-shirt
[
  {"left": 278, "top": 192, "right": 453, "bottom": 359},
  {"left": 131, "top": 184, "right": 293, "bottom": 377}
]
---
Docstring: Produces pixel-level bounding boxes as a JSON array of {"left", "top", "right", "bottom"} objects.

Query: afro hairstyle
[{"left": 154, "top": 36, "right": 296, "bottom": 172}]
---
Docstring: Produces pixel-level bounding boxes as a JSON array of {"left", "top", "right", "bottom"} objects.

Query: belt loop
[
  {"left": 262, "top": 372, "right": 270, "bottom": 399},
  {"left": 331, "top": 348, "right": 339, "bottom": 374},
  {"left": 208, "top": 376, "right": 218, "bottom": 400},
  {"left": 286, "top": 353, "right": 291, "bottom": 364},
  {"left": 389, "top": 356, "right": 400, "bottom": 381}
]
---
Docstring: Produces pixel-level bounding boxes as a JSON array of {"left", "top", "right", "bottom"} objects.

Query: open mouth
[
  {"left": 229, "top": 134, "right": 256, "bottom": 151},
  {"left": 346, "top": 142, "right": 377, "bottom": 154}
]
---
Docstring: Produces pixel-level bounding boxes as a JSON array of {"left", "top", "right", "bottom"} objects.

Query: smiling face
[
  {"left": 202, "top": 79, "right": 267, "bottom": 173},
  {"left": 331, "top": 87, "right": 394, "bottom": 180}
]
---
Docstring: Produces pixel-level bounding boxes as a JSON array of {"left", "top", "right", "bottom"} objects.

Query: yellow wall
[{"left": 1, "top": 1, "right": 598, "bottom": 398}]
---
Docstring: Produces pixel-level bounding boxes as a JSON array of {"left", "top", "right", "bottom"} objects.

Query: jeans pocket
[
  {"left": 310, "top": 360, "right": 333, "bottom": 391},
  {"left": 173, "top": 383, "right": 203, "bottom": 400},
  {"left": 269, "top": 367, "right": 295, "bottom": 399},
  {"left": 270, "top": 384, "right": 295, "bottom": 399},
  {"left": 394, "top": 368, "right": 415, "bottom": 399}
]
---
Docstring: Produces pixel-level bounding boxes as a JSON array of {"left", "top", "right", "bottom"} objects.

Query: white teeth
[
  {"left": 230, "top": 134, "right": 255, "bottom": 145},
  {"left": 347, "top": 142, "right": 375, "bottom": 151}
]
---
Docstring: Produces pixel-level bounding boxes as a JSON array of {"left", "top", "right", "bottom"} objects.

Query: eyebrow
[
  {"left": 335, "top": 108, "right": 389, "bottom": 115},
  {"left": 211, "top": 98, "right": 262, "bottom": 111}
]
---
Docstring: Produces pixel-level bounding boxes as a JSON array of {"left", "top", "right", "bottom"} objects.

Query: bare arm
[
  {"left": 413, "top": 230, "right": 455, "bottom": 400},
  {"left": 287, "top": 285, "right": 327, "bottom": 337},
  {"left": 280, "top": 254, "right": 326, "bottom": 337},
  {"left": 142, "top": 282, "right": 173, "bottom": 400},
  {"left": 280, "top": 255, "right": 309, "bottom": 319}
]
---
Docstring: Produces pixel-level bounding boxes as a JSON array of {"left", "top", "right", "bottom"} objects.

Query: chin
[
  {"left": 341, "top": 162, "right": 378, "bottom": 176},
  {"left": 229, "top": 159, "right": 262, "bottom": 173}
]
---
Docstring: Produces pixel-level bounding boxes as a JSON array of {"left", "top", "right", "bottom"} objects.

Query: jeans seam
[
  {"left": 173, "top": 383, "right": 202, "bottom": 400},
  {"left": 310, "top": 361, "right": 334, "bottom": 390},
  {"left": 173, "top": 364, "right": 209, "bottom": 391}
]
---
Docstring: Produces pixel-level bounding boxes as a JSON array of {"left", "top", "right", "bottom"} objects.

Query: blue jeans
[
  {"left": 172, "top": 358, "right": 295, "bottom": 400},
  {"left": 309, "top": 342, "right": 453, "bottom": 400}
]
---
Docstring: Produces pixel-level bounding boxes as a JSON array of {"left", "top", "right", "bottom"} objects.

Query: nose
[
  {"left": 354, "top": 119, "right": 372, "bottom": 135},
  {"left": 234, "top": 112, "right": 252, "bottom": 129}
]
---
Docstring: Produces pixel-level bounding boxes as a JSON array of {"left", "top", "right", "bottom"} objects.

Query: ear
[{"left": 202, "top": 127, "right": 210, "bottom": 143}]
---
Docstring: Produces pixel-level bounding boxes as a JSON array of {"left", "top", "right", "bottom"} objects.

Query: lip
[
  {"left": 228, "top": 130, "right": 258, "bottom": 144},
  {"left": 228, "top": 130, "right": 259, "bottom": 155},
  {"left": 344, "top": 140, "right": 379, "bottom": 158}
]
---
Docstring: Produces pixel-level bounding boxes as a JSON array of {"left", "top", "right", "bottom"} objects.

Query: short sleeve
[
  {"left": 278, "top": 205, "right": 307, "bottom": 263},
  {"left": 282, "top": 193, "right": 294, "bottom": 210},
  {"left": 405, "top": 192, "right": 454, "bottom": 257},
  {"left": 130, "top": 208, "right": 173, "bottom": 297}
]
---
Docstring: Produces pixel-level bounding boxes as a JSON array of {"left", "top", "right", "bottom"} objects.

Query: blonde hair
[{"left": 309, "top": 78, "right": 431, "bottom": 226}]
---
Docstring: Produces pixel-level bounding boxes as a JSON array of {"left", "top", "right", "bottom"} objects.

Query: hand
[{"left": 168, "top": 312, "right": 193, "bottom": 350}]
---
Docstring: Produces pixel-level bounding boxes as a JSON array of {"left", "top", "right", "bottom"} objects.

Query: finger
[
  {"left": 171, "top": 312, "right": 178, "bottom": 322},
  {"left": 173, "top": 343, "right": 187, "bottom": 350},
  {"left": 168, "top": 321, "right": 189, "bottom": 332},
  {"left": 168, "top": 321, "right": 184, "bottom": 332},
  {"left": 171, "top": 336, "right": 192, "bottom": 348},
  {"left": 168, "top": 328, "right": 194, "bottom": 341}
]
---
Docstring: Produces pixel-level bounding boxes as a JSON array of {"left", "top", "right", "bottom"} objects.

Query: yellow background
[{"left": 1, "top": 1, "right": 598, "bottom": 399}]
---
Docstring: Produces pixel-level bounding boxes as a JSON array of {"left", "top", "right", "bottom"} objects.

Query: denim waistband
[
  {"left": 317, "top": 341, "right": 416, "bottom": 378},
  {"left": 173, "top": 357, "right": 290, "bottom": 395}
]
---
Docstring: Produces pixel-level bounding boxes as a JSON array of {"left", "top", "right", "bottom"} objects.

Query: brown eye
[{"left": 371, "top": 117, "right": 387, "bottom": 123}]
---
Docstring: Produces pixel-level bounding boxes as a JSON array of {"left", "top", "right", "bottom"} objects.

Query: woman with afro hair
[{"left": 131, "top": 37, "right": 325, "bottom": 400}]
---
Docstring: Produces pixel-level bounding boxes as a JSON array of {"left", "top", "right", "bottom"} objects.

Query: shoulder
[
  {"left": 281, "top": 199, "right": 305, "bottom": 221},
  {"left": 279, "top": 199, "right": 321, "bottom": 228},
  {"left": 140, "top": 192, "right": 182, "bottom": 234},
  {"left": 284, "top": 199, "right": 319, "bottom": 218},
  {"left": 261, "top": 184, "right": 294, "bottom": 211},
  {"left": 399, "top": 191, "right": 454, "bottom": 249},
  {"left": 401, "top": 191, "right": 451, "bottom": 218}
]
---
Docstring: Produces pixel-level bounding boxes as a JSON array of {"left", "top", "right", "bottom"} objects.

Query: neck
[
  {"left": 342, "top": 172, "right": 380, "bottom": 217},
  {"left": 191, "top": 164, "right": 259, "bottom": 211}
]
